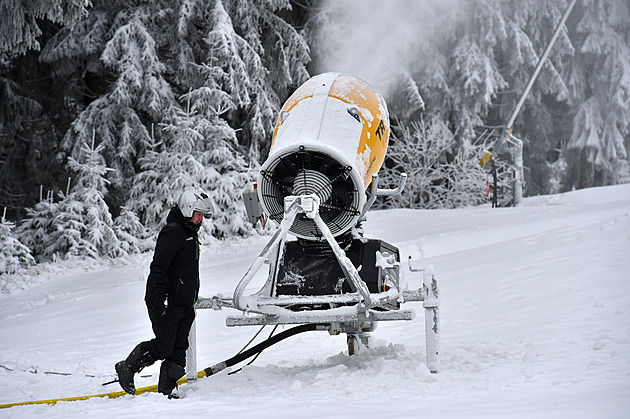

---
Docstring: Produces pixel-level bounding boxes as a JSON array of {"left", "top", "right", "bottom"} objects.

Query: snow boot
[
  {"left": 158, "top": 360, "right": 185, "bottom": 398},
  {"left": 115, "top": 360, "right": 136, "bottom": 394},
  {"left": 115, "top": 342, "right": 157, "bottom": 395}
]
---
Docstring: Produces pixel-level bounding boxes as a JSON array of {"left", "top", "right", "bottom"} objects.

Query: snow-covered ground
[{"left": 1, "top": 184, "right": 629, "bottom": 418}]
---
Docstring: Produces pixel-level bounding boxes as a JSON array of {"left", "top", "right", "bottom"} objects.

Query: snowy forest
[{"left": 1, "top": 0, "right": 629, "bottom": 272}]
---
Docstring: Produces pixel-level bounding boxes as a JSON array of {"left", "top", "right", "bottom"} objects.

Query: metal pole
[
  {"left": 501, "top": 0, "right": 575, "bottom": 206},
  {"left": 505, "top": 0, "right": 577, "bottom": 131},
  {"left": 185, "top": 314, "right": 197, "bottom": 380},
  {"left": 422, "top": 266, "right": 439, "bottom": 373},
  {"left": 506, "top": 134, "right": 524, "bottom": 206}
]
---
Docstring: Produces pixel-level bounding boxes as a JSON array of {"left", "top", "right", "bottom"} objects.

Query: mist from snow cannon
[{"left": 311, "top": 0, "right": 459, "bottom": 97}]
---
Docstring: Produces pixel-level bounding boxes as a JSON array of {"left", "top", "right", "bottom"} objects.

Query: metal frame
[{"left": 186, "top": 191, "right": 440, "bottom": 377}]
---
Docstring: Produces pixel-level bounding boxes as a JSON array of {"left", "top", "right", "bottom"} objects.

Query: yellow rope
[{"left": 0, "top": 371, "right": 207, "bottom": 409}]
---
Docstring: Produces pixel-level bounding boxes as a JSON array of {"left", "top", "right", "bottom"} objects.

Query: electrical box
[{"left": 242, "top": 184, "right": 265, "bottom": 226}]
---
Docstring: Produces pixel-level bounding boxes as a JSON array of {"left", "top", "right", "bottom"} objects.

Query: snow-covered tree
[
  {"left": 182, "top": 0, "right": 310, "bottom": 160},
  {"left": 312, "top": 0, "right": 630, "bottom": 205},
  {"left": 113, "top": 206, "right": 152, "bottom": 255},
  {"left": 0, "top": 0, "right": 89, "bottom": 54},
  {"left": 420, "top": 0, "right": 574, "bottom": 198},
  {"left": 379, "top": 117, "right": 490, "bottom": 209},
  {"left": 129, "top": 91, "right": 254, "bottom": 238},
  {"left": 387, "top": 71, "right": 425, "bottom": 121},
  {"left": 379, "top": 118, "right": 451, "bottom": 209},
  {"left": 14, "top": 198, "right": 58, "bottom": 262},
  {"left": 61, "top": 11, "right": 178, "bottom": 211},
  {"left": 32, "top": 0, "right": 310, "bottom": 235},
  {"left": 443, "top": 138, "right": 493, "bottom": 208},
  {"left": 53, "top": 138, "right": 123, "bottom": 258},
  {"left": 448, "top": 35, "right": 507, "bottom": 140},
  {"left": 561, "top": 0, "right": 630, "bottom": 188},
  {"left": 0, "top": 211, "right": 35, "bottom": 274},
  {"left": 125, "top": 0, "right": 310, "bottom": 238},
  {"left": 17, "top": 138, "right": 125, "bottom": 261},
  {"left": 0, "top": 77, "right": 43, "bottom": 212}
]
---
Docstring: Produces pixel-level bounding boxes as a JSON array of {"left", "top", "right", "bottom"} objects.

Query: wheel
[
  {"left": 348, "top": 333, "right": 371, "bottom": 355},
  {"left": 347, "top": 334, "right": 359, "bottom": 356}
]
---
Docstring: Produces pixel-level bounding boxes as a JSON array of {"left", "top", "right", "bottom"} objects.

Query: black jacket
[{"left": 145, "top": 206, "right": 200, "bottom": 310}]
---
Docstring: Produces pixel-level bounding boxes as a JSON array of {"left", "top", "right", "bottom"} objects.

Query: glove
[
  {"left": 161, "top": 297, "right": 169, "bottom": 316},
  {"left": 148, "top": 293, "right": 167, "bottom": 316}
]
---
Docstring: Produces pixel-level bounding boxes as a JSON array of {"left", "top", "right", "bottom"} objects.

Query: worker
[{"left": 115, "top": 190, "right": 213, "bottom": 398}]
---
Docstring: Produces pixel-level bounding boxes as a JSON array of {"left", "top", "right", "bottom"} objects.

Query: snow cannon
[
  {"left": 256, "top": 72, "right": 396, "bottom": 239},
  {"left": 196, "top": 73, "right": 438, "bottom": 373}
]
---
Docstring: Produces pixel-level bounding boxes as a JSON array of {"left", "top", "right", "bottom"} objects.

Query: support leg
[
  {"left": 185, "top": 313, "right": 197, "bottom": 381},
  {"left": 422, "top": 266, "right": 439, "bottom": 373}
]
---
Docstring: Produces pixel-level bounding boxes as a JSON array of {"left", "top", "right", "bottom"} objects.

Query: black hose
[
  {"left": 229, "top": 325, "right": 279, "bottom": 375},
  {"left": 203, "top": 324, "right": 322, "bottom": 377}
]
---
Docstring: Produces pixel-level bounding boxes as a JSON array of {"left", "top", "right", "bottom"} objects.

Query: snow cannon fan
[{"left": 255, "top": 72, "right": 392, "bottom": 239}]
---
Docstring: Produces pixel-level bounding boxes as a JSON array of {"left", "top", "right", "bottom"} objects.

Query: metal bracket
[
  {"left": 358, "top": 173, "right": 407, "bottom": 222},
  {"left": 232, "top": 194, "right": 376, "bottom": 313}
]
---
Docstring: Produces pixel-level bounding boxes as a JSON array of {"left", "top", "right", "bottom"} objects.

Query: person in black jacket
[{"left": 115, "top": 190, "right": 213, "bottom": 398}]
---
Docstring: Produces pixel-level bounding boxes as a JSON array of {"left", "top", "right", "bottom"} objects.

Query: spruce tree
[
  {"left": 0, "top": 211, "right": 35, "bottom": 275},
  {"left": 14, "top": 197, "right": 58, "bottom": 262},
  {"left": 0, "top": 0, "right": 89, "bottom": 54},
  {"left": 0, "top": 77, "right": 43, "bottom": 212},
  {"left": 126, "top": 0, "right": 311, "bottom": 238},
  {"left": 129, "top": 92, "right": 253, "bottom": 238},
  {"left": 62, "top": 13, "right": 178, "bottom": 212},
  {"left": 562, "top": 0, "right": 630, "bottom": 188},
  {"left": 56, "top": 137, "right": 123, "bottom": 258},
  {"left": 33, "top": 0, "right": 311, "bottom": 236},
  {"left": 186, "top": 0, "right": 310, "bottom": 160},
  {"left": 113, "top": 206, "right": 151, "bottom": 255},
  {"left": 17, "top": 137, "right": 124, "bottom": 260}
]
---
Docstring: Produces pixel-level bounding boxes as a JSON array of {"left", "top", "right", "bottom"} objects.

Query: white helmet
[{"left": 178, "top": 190, "right": 214, "bottom": 218}]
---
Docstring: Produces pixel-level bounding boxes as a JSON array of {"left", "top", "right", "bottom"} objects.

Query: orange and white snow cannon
[{"left": 196, "top": 73, "right": 439, "bottom": 372}]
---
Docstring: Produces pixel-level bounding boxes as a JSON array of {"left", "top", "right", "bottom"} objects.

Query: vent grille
[{"left": 259, "top": 148, "right": 361, "bottom": 239}]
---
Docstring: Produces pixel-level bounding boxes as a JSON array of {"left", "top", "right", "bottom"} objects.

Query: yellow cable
[{"left": 0, "top": 370, "right": 207, "bottom": 409}]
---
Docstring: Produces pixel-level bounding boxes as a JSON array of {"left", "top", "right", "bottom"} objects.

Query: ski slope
[{"left": 1, "top": 184, "right": 629, "bottom": 418}]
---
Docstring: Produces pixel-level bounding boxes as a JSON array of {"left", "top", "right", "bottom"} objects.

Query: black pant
[{"left": 144, "top": 305, "right": 196, "bottom": 368}]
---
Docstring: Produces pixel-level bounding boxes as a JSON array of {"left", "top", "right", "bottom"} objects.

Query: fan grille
[{"left": 259, "top": 148, "right": 362, "bottom": 239}]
